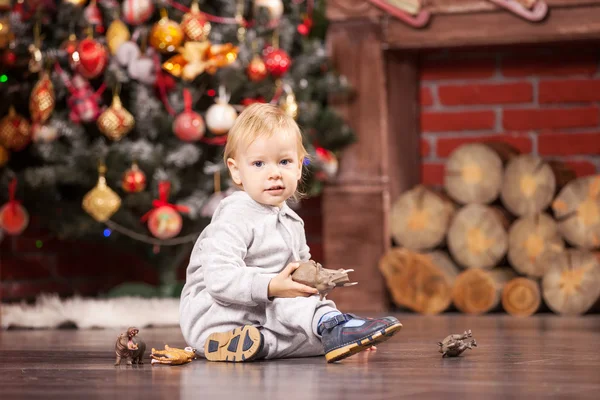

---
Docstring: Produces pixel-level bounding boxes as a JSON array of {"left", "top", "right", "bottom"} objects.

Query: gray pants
[{"left": 180, "top": 292, "right": 337, "bottom": 359}]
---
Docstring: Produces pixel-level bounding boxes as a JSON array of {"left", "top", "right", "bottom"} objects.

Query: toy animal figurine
[
  {"left": 114, "top": 327, "right": 146, "bottom": 365},
  {"left": 291, "top": 260, "right": 357, "bottom": 300},
  {"left": 150, "top": 345, "right": 198, "bottom": 365},
  {"left": 437, "top": 330, "right": 477, "bottom": 358}
]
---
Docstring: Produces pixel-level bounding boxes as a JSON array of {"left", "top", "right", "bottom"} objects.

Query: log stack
[{"left": 380, "top": 142, "right": 600, "bottom": 317}]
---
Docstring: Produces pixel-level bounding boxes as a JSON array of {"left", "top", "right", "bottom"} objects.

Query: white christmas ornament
[
  {"left": 128, "top": 56, "right": 156, "bottom": 85},
  {"left": 116, "top": 41, "right": 141, "bottom": 67},
  {"left": 122, "top": 0, "right": 155, "bottom": 25},
  {"left": 206, "top": 87, "right": 238, "bottom": 135},
  {"left": 254, "top": 0, "right": 284, "bottom": 21}
]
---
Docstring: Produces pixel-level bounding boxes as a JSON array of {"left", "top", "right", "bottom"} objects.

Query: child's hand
[{"left": 268, "top": 262, "right": 319, "bottom": 298}]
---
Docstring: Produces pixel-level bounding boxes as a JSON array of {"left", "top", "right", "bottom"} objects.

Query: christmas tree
[{"left": 0, "top": 0, "right": 354, "bottom": 297}]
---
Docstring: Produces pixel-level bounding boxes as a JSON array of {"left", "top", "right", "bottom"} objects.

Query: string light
[
  {"left": 35, "top": 240, "right": 43, "bottom": 248},
  {"left": 0, "top": 75, "right": 8, "bottom": 83},
  {"left": 103, "top": 228, "right": 112, "bottom": 237}
]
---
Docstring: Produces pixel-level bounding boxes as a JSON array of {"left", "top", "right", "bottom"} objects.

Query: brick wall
[
  {"left": 420, "top": 45, "right": 600, "bottom": 186},
  {"left": 0, "top": 197, "right": 323, "bottom": 302}
]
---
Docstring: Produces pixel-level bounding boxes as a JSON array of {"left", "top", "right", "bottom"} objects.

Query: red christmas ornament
[
  {"left": 0, "top": 178, "right": 29, "bottom": 235},
  {"left": 84, "top": 0, "right": 105, "bottom": 35},
  {"left": 241, "top": 97, "right": 266, "bottom": 106},
  {"left": 247, "top": 55, "right": 268, "bottom": 82},
  {"left": 2, "top": 49, "right": 16, "bottom": 67},
  {"left": 141, "top": 181, "right": 189, "bottom": 240},
  {"left": 262, "top": 46, "right": 291, "bottom": 78},
  {"left": 76, "top": 37, "right": 108, "bottom": 79},
  {"left": 173, "top": 89, "right": 205, "bottom": 142},
  {"left": 121, "top": 162, "right": 147, "bottom": 193},
  {"left": 297, "top": 16, "right": 313, "bottom": 36}
]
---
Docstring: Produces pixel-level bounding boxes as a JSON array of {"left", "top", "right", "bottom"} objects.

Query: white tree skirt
[{"left": 1, "top": 293, "right": 180, "bottom": 330}]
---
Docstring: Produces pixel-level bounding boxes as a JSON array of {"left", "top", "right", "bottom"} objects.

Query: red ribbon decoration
[
  {"left": 140, "top": 181, "right": 190, "bottom": 222},
  {"left": 7, "top": 177, "right": 20, "bottom": 215}
]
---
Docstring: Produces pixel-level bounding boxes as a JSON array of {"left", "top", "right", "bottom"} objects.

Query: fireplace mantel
[{"left": 322, "top": 0, "right": 600, "bottom": 312}]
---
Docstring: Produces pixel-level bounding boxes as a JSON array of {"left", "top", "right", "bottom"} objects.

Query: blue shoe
[{"left": 320, "top": 313, "right": 402, "bottom": 363}]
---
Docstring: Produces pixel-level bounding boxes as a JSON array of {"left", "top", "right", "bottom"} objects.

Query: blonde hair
[{"left": 223, "top": 103, "right": 309, "bottom": 200}]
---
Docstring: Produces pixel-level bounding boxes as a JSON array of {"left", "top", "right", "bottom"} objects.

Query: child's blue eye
[
  {"left": 252, "top": 161, "right": 264, "bottom": 167},
  {"left": 280, "top": 159, "right": 292, "bottom": 166}
]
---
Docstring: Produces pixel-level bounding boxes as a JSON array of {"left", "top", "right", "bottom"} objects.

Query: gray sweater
[{"left": 179, "top": 190, "right": 335, "bottom": 358}]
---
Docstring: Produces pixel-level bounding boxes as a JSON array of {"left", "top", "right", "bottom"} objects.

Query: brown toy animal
[
  {"left": 150, "top": 345, "right": 197, "bottom": 365},
  {"left": 115, "top": 327, "right": 146, "bottom": 365},
  {"left": 291, "top": 260, "right": 357, "bottom": 300},
  {"left": 438, "top": 329, "right": 477, "bottom": 357}
]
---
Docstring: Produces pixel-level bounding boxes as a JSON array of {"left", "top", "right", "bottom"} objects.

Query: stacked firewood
[{"left": 380, "top": 142, "right": 600, "bottom": 317}]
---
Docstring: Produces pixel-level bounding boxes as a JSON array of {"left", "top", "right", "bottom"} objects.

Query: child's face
[{"left": 227, "top": 131, "right": 302, "bottom": 208}]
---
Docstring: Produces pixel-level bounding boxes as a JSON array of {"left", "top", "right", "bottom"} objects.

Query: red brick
[
  {"left": 420, "top": 57, "right": 496, "bottom": 80},
  {"left": 539, "top": 79, "right": 600, "bottom": 104},
  {"left": 421, "top": 163, "right": 445, "bottom": 186},
  {"left": 502, "top": 54, "right": 598, "bottom": 77},
  {"left": 503, "top": 107, "right": 599, "bottom": 130},
  {"left": 438, "top": 82, "right": 533, "bottom": 106},
  {"left": 564, "top": 160, "right": 598, "bottom": 177},
  {"left": 436, "top": 134, "right": 532, "bottom": 158},
  {"left": 421, "top": 138, "right": 431, "bottom": 157},
  {"left": 421, "top": 111, "right": 496, "bottom": 132},
  {"left": 420, "top": 87, "right": 434, "bottom": 106},
  {"left": 538, "top": 133, "right": 600, "bottom": 156}
]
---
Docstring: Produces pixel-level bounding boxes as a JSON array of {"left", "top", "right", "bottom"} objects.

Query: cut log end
[
  {"left": 379, "top": 248, "right": 458, "bottom": 315},
  {"left": 390, "top": 185, "right": 456, "bottom": 250},
  {"left": 448, "top": 204, "right": 509, "bottom": 269},
  {"left": 501, "top": 277, "right": 541, "bottom": 317},
  {"left": 542, "top": 249, "right": 600, "bottom": 316},
  {"left": 508, "top": 213, "right": 565, "bottom": 278},
  {"left": 452, "top": 268, "right": 515, "bottom": 315},
  {"left": 552, "top": 175, "right": 600, "bottom": 249},
  {"left": 501, "top": 155, "right": 562, "bottom": 217},
  {"left": 444, "top": 143, "right": 509, "bottom": 205}
]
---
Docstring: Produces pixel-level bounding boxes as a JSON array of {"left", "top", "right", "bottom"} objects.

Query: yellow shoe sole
[
  {"left": 325, "top": 322, "right": 403, "bottom": 363},
  {"left": 204, "top": 325, "right": 263, "bottom": 362}
]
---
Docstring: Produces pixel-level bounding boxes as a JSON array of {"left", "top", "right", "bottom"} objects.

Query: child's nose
[{"left": 268, "top": 165, "right": 282, "bottom": 178}]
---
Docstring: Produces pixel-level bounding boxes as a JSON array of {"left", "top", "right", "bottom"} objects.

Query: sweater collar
[{"left": 231, "top": 190, "right": 303, "bottom": 223}]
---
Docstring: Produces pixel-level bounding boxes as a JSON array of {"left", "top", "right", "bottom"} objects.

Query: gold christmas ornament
[
  {"left": 82, "top": 163, "right": 122, "bottom": 223},
  {"left": 106, "top": 18, "right": 130, "bottom": 55},
  {"left": 97, "top": 91, "right": 135, "bottom": 141},
  {"left": 280, "top": 85, "right": 298, "bottom": 120},
  {"left": 65, "top": 0, "right": 88, "bottom": 6},
  {"left": 0, "top": 17, "right": 13, "bottom": 49},
  {"left": 149, "top": 9, "right": 184, "bottom": 54},
  {"left": 28, "top": 21, "right": 43, "bottom": 73},
  {"left": 0, "top": 145, "right": 9, "bottom": 167},
  {"left": 162, "top": 41, "right": 238, "bottom": 81},
  {"left": 29, "top": 72, "right": 55, "bottom": 124},
  {"left": 181, "top": 0, "right": 211, "bottom": 42},
  {"left": 0, "top": 106, "right": 31, "bottom": 151}
]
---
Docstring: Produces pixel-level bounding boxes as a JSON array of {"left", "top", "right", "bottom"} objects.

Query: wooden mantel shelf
[
  {"left": 322, "top": 0, "right": 600, "bottom": 312},
  {"left": 327, "top": 0, "right": 600, "bottom": 49}
]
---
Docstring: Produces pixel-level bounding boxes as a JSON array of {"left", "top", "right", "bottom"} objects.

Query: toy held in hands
[
  {"left": 291, "top": 260, "right": 357, "bottom": 300},
  {"left": 151, "top": 345, "right": 198, "bottom": 365},
  {"left": 114, "top": 327, "right": 146, "bottom": 365},
  {"left": 438, "top": 330, "right": 477, "bottom": 357}
]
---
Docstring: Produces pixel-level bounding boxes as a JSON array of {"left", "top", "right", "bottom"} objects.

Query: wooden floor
[{"left": 1, "top": 313, "right": 600, "bottom": 399}]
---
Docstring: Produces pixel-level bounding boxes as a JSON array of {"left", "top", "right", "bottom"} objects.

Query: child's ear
[{"left": 227, "top": 158, "right": 242, "bottom": 185}]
